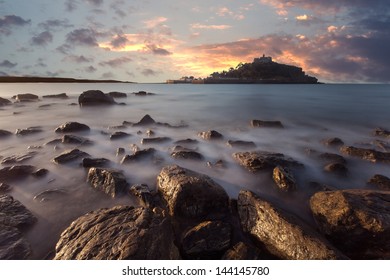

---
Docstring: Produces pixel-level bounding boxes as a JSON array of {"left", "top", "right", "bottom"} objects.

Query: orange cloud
[
  {"left": 143, "top": 17, "right": 168, "bottom": 28},
  {"left": 296, "top": 14, "right": 309, "bottom": 21}
]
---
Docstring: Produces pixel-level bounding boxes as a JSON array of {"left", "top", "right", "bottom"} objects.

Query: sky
[{"left": 0, "top": 0, "right": 389, "bottom": 83}]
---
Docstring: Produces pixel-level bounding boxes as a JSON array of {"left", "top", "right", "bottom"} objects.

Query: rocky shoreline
[{"left": 0, "top": 90, "right": 390, "bottom": 260}]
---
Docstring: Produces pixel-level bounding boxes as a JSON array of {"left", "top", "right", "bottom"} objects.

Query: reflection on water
[{"left": 0, "top": 83, "right": 389, "bottom": 258}]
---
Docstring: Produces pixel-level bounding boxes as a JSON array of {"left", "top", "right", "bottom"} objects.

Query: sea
[{"left": 0, "top": 83, "right": 389, "bottom": 259}]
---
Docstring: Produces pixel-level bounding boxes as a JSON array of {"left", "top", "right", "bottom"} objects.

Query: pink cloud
[{"left": 190, "top": 23, "right": 232, "bottom": 30}]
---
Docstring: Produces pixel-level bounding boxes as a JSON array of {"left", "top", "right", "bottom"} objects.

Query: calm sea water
[{"left": 0, "top": 83, "right": 389, "bottom": 258}]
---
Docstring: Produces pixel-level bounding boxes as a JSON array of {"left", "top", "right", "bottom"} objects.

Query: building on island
[{"left": 254, "top": 54, "right": 272, "bottom": 64}]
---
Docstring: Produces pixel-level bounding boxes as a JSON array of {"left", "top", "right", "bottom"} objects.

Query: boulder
[
  {"left": 368, "top": 174, "right": 390, "bottom": 190},
  {"left": 323, "top": 163, "right": 348, "bottom": 176},
  {"left": 157, "top": 165, "right": 229, "bottom": 219},
  {"left": 146, "top": 129, "right": 155, "bottom": 137},
  {"left": 133, "top": 114, "right": 156, "bottom": 126},
  {"left": 15, "top": 127, "right": 43, "bottom": 136},
  {"left": 251, "top": 120, "right": 283, "bottom": 128},
  {"left": 87, "top": 168, "right": 128, "bottom": 198},
  {"left": 0, "top": 97, "right": 11, "bottom": 106},
  {"left": 116, "top": 147, "right": 125, "bottom": 156},
  {"left": 55, "top": 122, "right": 90, "bottom": 133},
  {"left": 110, "top": 131, "right": 130, "bottom": 140},
  {"left": 272, "top": 166, "right": 297, "bottom": 192},
  {"left": 198, "top": 130, "right": 223, "bottom": 140},
  {"left": 1, "top": 151, "right": 37, "bottom": 165},
  {"left": 0, "top": 129, "right": 12, "bottom": 138},
  {"left": 54, "top": 206, "right": 180, "bottom": 260},
  {"left": 0, "top": 226, "right": 31, "bottom": 260},
  {"left": 222, "top": 242, "right": 261, "bottom": 260},
  {"left": 120, "top": 148, "right": 156, "bottom": 164},
  {"left": 32, "top": 168, "right": 49, "bottom": 177},
  {"left": 322, "top": 137, "right": 344, "bottom": 147},
  {"left": 340, "top": 145, "right": 390, "bottom": 163},
  {"left": 62, "top": 134, "right": 92, "bottom": 145},
  {"left": 174, "top": 139, "right": 198, "bottom": 145},
  {"left": 132, "top": 91, "right": 154, "bottom": 96},
  {"left": 0, "top": 165, "right": 35, "bottom": 182},
  {"left": 0, "top": 195, "right": 37, "bottom": 228},
  {"left": 373, "top": 127, "right": 390, "bottom": 138},
  {"left": 141, "top": 137, "right": 171, "bottom": 144},
  {"left": 181, "top": 221, "right": 231, "bottom": 258},
  {"left": 52, "top": 149, "right": 90, "bottom": 164},
  {"left": 171, "top": 150, "right": 203, "bottom": 161},
  {"left": 82, "top": 158, "right": 110, "bottom": 168},
  {"left": 107, "top": 91, "right": 127, "bottom": 98},
  {"left": 42, "top": 93, "right": 68, "bottom": 99},
  {"left": 226, "top": 140, "right": 256, "bottom": 148},
  {"left": 238, "top": 190, "right": 345, "bottom": 260},
  {"left": 233, "top": 151, "right": 303, "bottom": 172},
  {"left": 12, "top": 93, "right": 39, "bottom": 102},
  {"left": 319, "top": 152, "right": 346, "bottom": 165},
  {"left": 129, "top": 184, "right": 155, "bottom": 208},
  {"left": 78, "top": 90, "right": 116, "bottom": 106},
  {"left": 310, "top": 190, "right": 390, "bottom": 259}
]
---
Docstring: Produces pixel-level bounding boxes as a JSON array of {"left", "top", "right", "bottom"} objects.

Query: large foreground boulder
[
  {"left": 78, "top": 90, "right": 116, "bottom": 106},
  {"left": 157, "top": 165, "right": 229, "bottom": 219},
  {"left": 237, "top": 190, "right": 345, "bottom": 259},
  {"left": 310, "top": 190, "right": 390, "bottom": 259},
  {"left": 54, "top": 206, "right": 180, "bottom": 260},
  {"left": 87, "top": 168, "right": 128, "bottom": 198}
]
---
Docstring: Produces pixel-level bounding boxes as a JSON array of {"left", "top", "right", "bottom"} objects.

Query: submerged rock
[
  {"left": 62, "top": 134, "right": 92, "bottom": 145},
  {"left": 322, "top": 137, "right": 344, "bottom": 147},
  {"left": 133, "top": 114, "right": 156, "bottom": 126},
  {"left": 0, "top": 195, "right": 37, "bottom": 228},
  {"left": 42, "top": 93, "right": 68, "bottom": 99},
  {"left": 340, "top": 145, "right": 390, "bottom": 163},
  {"left": 238, "top": 190, "right": 345, "bottom": 260},
  {"left": 0, "top": 165, "right": 35, "bottom": 182},
  {"left": 54, "top": 206, "right": 179, "bottom": 260},
  {"left": 107, "top": 91, "right": 127, "bottom": 98},
  {"left": 157, "top": 165, "right": 229, "bottom": 219},
  {"left": 32, "top": 168, "right": 49, "bottom": 177},
  {"left": 0, "top": 226, "right": 32, "bottom": 260},
  {"left": 15, "top": 127, "right": 43, "bottom": 136},
  {"left": 0, "top": 97, "right": 11, "bottom": 106},
  {"left": 55, "top": 122, "right": 90, "bottom": 133},
  {"left": 319, "top": 152, "right": 347, "bottom": 165},
  {"left": 251, "top": 120, "right": 283, "bottom": 128},
  {"left": 0, "top": 129, "right": 12, "bottom": 138},
  {"left": 226, "top": 140, "right": 256, "bottom": 148},
  {"left": 116, "top": 147, "right": 125, "bottom": 156},
  {"left": 171, "top": 149, "right": 203, "bottom": 161},
  {"left": 52, "top": 149, "right": 89, "bottom": 164},
  {"left": 368, "top": 174, "right": 390, "bottom": 190},
  {"left": 78, "top": 90, "right": 116, "bottom": 106},
  {"left": 110, "top": 131, "right": 130, "bottom": 140},
  {"left": 82, "top": 157, "right": 110, "bottom": 168},
  {"left": 141, "top": 137, "right": 171, "bottom": 144},
  {"left": 310, "top": 190, "right": 390, "bottom": 259},
  {"left": 132, "top": 91, "right": 155, "bottom": 96},
  {"left": 323, "top": 162, "right": 348, "bottom": 176},
  {"left": 1, "top": 151, "right": 37, "bottom": 165},
  {"left": 373, "top": 127, "right": 390, "bottom": 138},
  {"left": 233, "top": 151, "right": 303, "bottom": 172},
  {"left": 12, "top": 93, "right": 39, "bottom": 102},
  {"left": 272, "top": 166, "right": 297, "bottom": 192},
  {"left": 33, "top": 189, "right": 68, "bottom": 202},
  {"left": 174, "top": 139, "right": 198, "bottom": 145},
  {"left": 121, "top": 148, "right": 156, "bottom": 164},
  {"left": 198, "top": 130, "right": 223, "bottom": 140},
  {"left": 87, "top": 167, "right": 128, "bottom": 198}
]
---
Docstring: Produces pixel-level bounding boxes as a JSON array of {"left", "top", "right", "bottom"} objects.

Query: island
[{"left": 167, "top": 54, "right": 319, "bottom": 84}]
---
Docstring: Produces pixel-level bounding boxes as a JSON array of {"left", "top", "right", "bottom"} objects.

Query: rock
[
  {"left": 55, "top": 122, "right": 90, "bottom": 133},
  {"left": 116, "top": 148, "right": 125, "bottom": 156},
  {"left": 42, "top": 93, "right": 68, "bottom": 99},
  {"left": 198, "top": 130, "right": 223, "bottom": 140},
  {"left": 233, "top": 151, "right": 303, "bottom": 172},
  {"left": 45, "top": 138, "right": 62, "bottom": 145},
  {"left": 157, "top": 165, "right": 229, "bottom": 219},
  {"left": 309, "top": 182, "right": 337, "bottom": 192},
  {"left": 54, "top": 206, "right": 180, "bottom": 260},
  {"left": 373, "top": 127, "right": 390, "bottom": 138},
  {"left": 110, "top": 131, "right": 130, "bottom": 140},
  {"left": 107, "top": 91, "right": 127, "bottom": 98},
  {"left": 87, "top": 168, "right": 128, "bottom": 198},
  {"left": 52, "top": 149, "right": 90, "bottom": 164},
  {"left": 319, "top": 152, "right": 346, "bottom": 165},
  {"left": 226, "top": 140, "right": 256, "bottom": 148},
  {"left": 0, "top": 226, "right": 31, "bottom": 259},
  {"left": 146, "top": 129, "right": 155, "bottom": 137},
  {"left": 238, "top": 190, "right": 345, "bottom": 260},
  {"left": 322, "top": 137, "right": 344, "bottom": 147},
  {"left": 15, "top": 127, "right": 43, "bottom": 136},
  {"left": 251, "top": 120, "right": 283, "bottom": 128},
  {"left": 82, "top": 158, "right": 110, "bottom": 168},
  {"left": 12, "top": 93, "right": 39, "bottom": 102},
  {"left": 133, "top": 114, "right": 156, "bottom": 126},
  {"left": 0, "top": 97, "right": 11, "bottom": 106},
  {"left": 323, "top": 163, "right": 348, "bottom": 176},
  {"left": 181, "top": 221, "right": 231, "bottom": 258},
  {"left": 0, "top": 195, "right": 37, "bottom": 228},
  {"left": 368, "top": 174, "right": 390, "bottom": 190},
  {"left": 340, "top": 145, "right": 390, "bottom": 163},
  {"left": 0, "top": 165, "right": 35, "bottom": 182},
  {"left": 1, "top": 151, "right": 37, "bottom": 165},
  {"left": 141, "top": 137, "right": 171, "bottom": 144},
  {"left": 129, "top": 184, "right": 155, "bottom": 207},
  {"left": 132, "top": 91, "right": 154, "bottom": 96},
  {"left": 32, "top": 168, "right": 49, "bottom": 177},
  {"left": 174, "top": 139, "right": 198, "bottom": 145},
  {"left": 62, "top": 134, "right": 92, "bottom": 145},
  {"left": 33, "top": 189, "right": 68, "bottom": 202},
  {"left": 310, "top": 190, "right": 390, "bottom": 259},
  {"left": 120, "top": 148, "right": 156, "bottom": 164},
  {"left": 171, "top": 150, "right": 203, "bottom": 161},
  {"left": 78, "top": 90, "right": 116, "bottom": 106},
  {"left": 272, "top": 166, "right": 297, "bottom": 192},
  {"left": 0, "top": 129, "right": 12, "bottom": 138},
  {"left": 222, "top": 242, "right": 261, "bottom": 260},
  {"left": 207, "top": 159, "right": 226, "bottom": 169},
  {"left": 0, "top": 183, "right": 11, "bottom": 193}
]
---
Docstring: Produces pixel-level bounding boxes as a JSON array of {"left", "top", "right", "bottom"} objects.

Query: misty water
[{"left": 0, "top": 83, "right": 389, "bottom": 259}]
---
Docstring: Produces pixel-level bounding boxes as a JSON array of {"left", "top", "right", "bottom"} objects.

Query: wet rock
[
  {"left": 32, "top": 168, "right": 49, "bottom": 177},
  {"left": 310, "top": 190, "right": 390, "bottom": 259},
  {"left": 0, "top": 183, "right": 11, "bottom": 193},
  {"left": 233, "top": 151, "right": 303, "bottom": 172},
  {"left": 319, "top": 152, "right": 346, "bottom": 165},
  {"left": 323, "top": 163, "right": 348, "bottom": 176},
  {"left": 0, "top": 97, "right": 11, "bottom": 106},
  {"left": 0, "top": 165, "right": 35, "bottom": 182},
  {"left": 0, "top": 129, "right": 12, "bottom": 138},
  {"left": 198, "top": 130, "right": 223, "bottom": 140},
  {"left": 116, "top": 147, "right": 125, "bottom": 156},
  {"left": 238, "top": 190, "right": 345, "bottom": 260},
  {"left": 251, "top": 120, "right": 283, "bottom": 128},
  {"left": 222, "top": 242, "right": 261, "bottom": 260},
  {"left": 107, "top": 91, "right": 127, "bottom": 98},
  {"left": 78, "top": 90, "right": 116, "bottom": 106},
  {"left": 15, "top": 127, "right": 43, "bottom": 136},
  {"left": 33, "top": 189, "right": 68, "bottom": 202},
  {"left": 132, "top": 91, "right": 155, "bottom": 96},
  {"left": 1, "top": 151, "right": 37, "bottom": 165},
  {"left": 45, "top": 138, "right": 62, "bottom": 145},
  {"left": 130, "top": 184, "right": 155, "bottom": 207},
  {"left": 157, "top": 165, "right": 229, "bottom": 219},
  {"left": 12, "top": 93, "right": 39, "bottom": 102},
  {"left": 373, "top": 127, "right": 390, "bottom": 138},
  {"left": 42, "top": 93, "right": 68, "bottom": 99},
  {"left": 370, "top": 140, "right": 390, "bottom": 152},
  {"left": 62, "top": 134, "right": 92, "bottom": 145},
  {"left": 82, "top": 157, "right": 110, "bottom": 168},
  {"left": 87, "top": 167, "right": 128, "bottom": 198},
  {"left": 121, "top": 148, "right": 156, "bottom": 164},
  {"left": 171, "top": 146, "right": 203, "bottom": 160},
  {"left": 52, "top": 149, "right": 90, "bottom": 164},
  {"left": 141, "top": 137, "right": 171, "bottom": 144},
  {"left": 110, "top": 131, "right": 130, "bottom": 140},
  {"left": 181, "top": 221, "right": 231, "bottom": 258},
  {"left": 133, "top": 114, "right": 156, "bottom": 126},
  {"left": 54, "top": 206, "right": 180, "bottom": 260},
  {"left": 272, "top": 166, "right": 297, "bottom": 192},
  {"left": 207, "top": 159, "right": 226, "bottom": 169},
  {"left": 368, "top": 174, "right": 390, "bottom": 190},
  {"left": 174, "top": 139, "right": 198, "bottom": 145},
  {"left": 322, "top": 137, "right": 344, "bottom": 147},
  {"left": 146, "top": 129, "right": 155, "bottom": 137},
  {"left": 0, "top": 195, "right": 37, "bottom": 228},
  {"left": 340, "top": 145, "right": 390, "bottom": 163},
  {"left": 55, "top": 122, "right": 90, "bottom": 133},
  {"left": 0, "top": 226, "right": 31, "bottom": 260},
  {"left": 226, "top": 140, "right": 256, "bottom": 148}
]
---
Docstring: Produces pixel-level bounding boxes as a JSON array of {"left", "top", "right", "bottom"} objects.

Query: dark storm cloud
[
  {"left": 66, "top": 28, "right": 99, "bottom": 46},
  {"left": 99, "top": 57, "right": 132, "bottom": 67},
  {"left": 0, "top": 15, "right": 30, "bottom": 35},
  {"left": 141, "top": 68, "right": 160, "bottom": 77},
  {"left": 38, "top": 19, "right": 73, "bottom": 31},
  {"left": 0, "top": 60, "right": 17, "bottom": 68},
  {"left": 31, "top": 31, "right": 53, "bottom": 46}
]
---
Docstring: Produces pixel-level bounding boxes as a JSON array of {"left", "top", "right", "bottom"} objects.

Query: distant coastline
[{"left": 0, "top": 76, "right": 133, "bottom": 83}]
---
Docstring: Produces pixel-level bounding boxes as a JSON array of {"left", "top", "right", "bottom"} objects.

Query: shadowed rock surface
[
  {"left": 0, "top": 129, "right": 12, "bottom": 138},
  {"left": 110, "top": 131, "right": 130, "bottom": 140},
  {"left": 323, "top": 162, "right": 348, "bottom": 176},
  {"left": 108, "top": 91, "right": 127, "bottom": 98},
  {"left": 78, "top": 90, "right": 116, "bottom": 106},
  {"left": 171, "top": 148, "right": 203, "bottom": 160},
  {"left": 54, "top": 206, "right": 180, "bottom": 260},
  {"left": 222, "top": 242, "right": 261, "bottom": 260},
  {"left": 373, "top": 127, "right": 390, "bottom": 138},
  {"left": 310, "top": 190, "right": 390, "bottom": 259},
  {"left": 0, "top": 195, "right": 37, "bottom": 228},
  {"left": 238, "top": 190, "right": 346, "bottom": 260},
  {"left": 87, "top": 168, "right": 128, "bottom": 198},
  {"left": 0, "top": 165, "right": 35, "bottom": 182},
  {"left": 0, "top": 97, "right": 11, "bottom": 106},
  {"left": 133, "top": 114, "right": 156, "bottom": 126},
  {"left": 52, "top": 149, "right": 90, "bottom": 164},
  {"left": 55, "top": 122, "right": 90, "bottom": 133},
  {"left": 33, "top": 189, "right": 68, "bottom": 202},
  {"left": 0, "top": 183, "right": 11, "bottom": 193},
  {"left": 322, "top": 137, "right": 344, "bottom": 147},
  {"left": 0, "top": 226, "right": 31, "bottom": 260},
  {"left": 121, "top": 148, "right": 156, "bottom": 164},
  {"left": 15, "top": 127, "right": 43, "bottom": 136},
  {"left": 62, "top": 134, "right": 92, "bottom": 145},
  {"left": 319, "top": 152, "right": 347, "bottom": 165},
  {"left": 42, "top": 93, "right": 68, "bottom": 99},
  {"left": 1, "top": 151, "right": 37, "bottom": 165},
  {"left": 251, "top": 119, "right": 283, "bottom": 128},
  {"left": 12, "top": 93, "right": 39, "bottom": 102},
  {"left": 272, "top": 166, "right": 297, "bottom": 191},
  {"left": 129, "top": 184, "right": 155, "bottom": 208},
  {"left": 340, "top": 146, "right": 390, "bottom": 163},
  {"left": 141, "top": 137, "right": 171, "bottom": 144},
  {"left": 82, "top": 158, "right": 110, "bottom": 168},
  {"left": 368, "top": 174, "right": 390, "bottom": 190},
  {"left": 198, "top": 130, "right": 223, "bottom": 140},
  {"left": 226, "top": 140, "right": 256, "bottom": 148}
]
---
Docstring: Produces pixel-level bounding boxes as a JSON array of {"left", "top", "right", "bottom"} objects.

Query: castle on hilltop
[{"left": 254, "top": 54, "right": 272, "bottom": 64}]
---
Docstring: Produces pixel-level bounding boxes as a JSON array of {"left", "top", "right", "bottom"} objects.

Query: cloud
[
  {"left": 0, "top": 60, "right": 17, "bottom": 68},
  {"left": 66, "top": 28, "right": 99, "bottom": 46},
  {"left": 141, "top": 68, "right": 160, "bottom": 77},
  {"left": 190, "top": 23, "right": 232, "bottom": 30},
  {"left": 144, "top": 17, "right": 168, "bottom": 29},
  {"left": 146, "top": 44, "right": 172, "bottom": 56},
  {"left": 38, "top": 19, "right": 73, "bottom": 31},
  {"left": 216, "top": 7, "right": 245, "bottom": 20},
  {"left": 99, "top": 56, "right": 132, "bottom": 67},
  {"left": 110, "top": 34, "right": 129, "bottom": 48},
  {"left": 31, "top": 31, "right": 53, "bottom": 46},
  {"left": 86, "top": 0, "right": 103, "bottom": 6},
  {"left": 84, "top": 65, "right": 97, "bottom": 73},
  {"left": 0, "top": 15, "right": 30, "bottom": 35},
  {"left": 101, "top": 72, "right": 114, "bottom": 79},
  {"left": 65, "top": 0, "right": 78, "bottom": 12},
  {"left": 295, "top": 14, "right": 324, "bottom": 25},
  {"left": 63, "top": 55, "right": 93, "bottom": 63}
]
